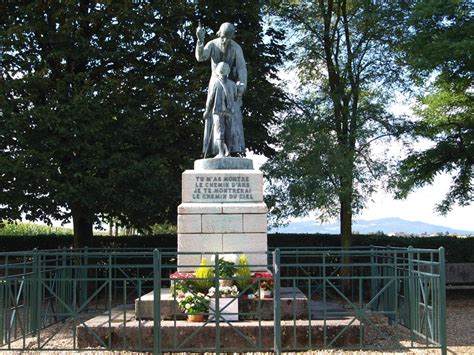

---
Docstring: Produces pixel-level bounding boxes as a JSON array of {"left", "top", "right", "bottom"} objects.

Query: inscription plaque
[{"left": 182, "top": 170, "right": 263, "bottom": 203}]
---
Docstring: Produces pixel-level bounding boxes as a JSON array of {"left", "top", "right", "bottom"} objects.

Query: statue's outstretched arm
[{"left": 195, "top": 24, "right": 211, "bottom": 62}]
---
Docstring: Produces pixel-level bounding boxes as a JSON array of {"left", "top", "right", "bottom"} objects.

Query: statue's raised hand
[{"left": 196, "top": 23, "right": 205, "bottom": 43}]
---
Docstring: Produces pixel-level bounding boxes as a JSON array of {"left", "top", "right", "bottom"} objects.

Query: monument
[
  {"left": 176, "top": 22, "right": 268, "bottom": 271},
  {"left": 78, "top": 23, "right": 358, "bottom": 349}
]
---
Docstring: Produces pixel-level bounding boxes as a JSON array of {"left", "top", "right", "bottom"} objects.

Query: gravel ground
[{"left": 1, "top": 293, "right": 472, "bottom": 354}]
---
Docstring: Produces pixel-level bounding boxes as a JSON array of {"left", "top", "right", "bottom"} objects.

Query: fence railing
[{"left": 0, "top": 247, "right": 446, "bottom": 354}]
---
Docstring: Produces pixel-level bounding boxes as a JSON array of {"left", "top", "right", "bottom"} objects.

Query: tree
[
  {"left": 393, "top": 0, "right": 473, "bottom": 213},
  {"left": 264, "top": 1, "right": 407, "bottom": 249},
  {"left": 0, "top": 1, "right": 286, "bottom": 246}
]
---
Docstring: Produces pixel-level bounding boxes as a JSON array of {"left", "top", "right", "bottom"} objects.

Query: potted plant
[
  {"left": 176, "top": 291, "right": 210, "bottom": 322},
  {"left": 254, "top": 272, "right": 273, "bottom": 299},
  {"left": 258, "top": 279, "right": 273, "bottom": 299},
  {"left": 192, "top": 257, "right": 215, "bottom": 292},
  {"left": 208, "top": 285, "right": 239, "bottom": 321},
  {"left": 217, "top": 254, "right": 238, "bottom": 287},
  {"left": 235, "top": 254, "right": 253, "bottom": 298}
]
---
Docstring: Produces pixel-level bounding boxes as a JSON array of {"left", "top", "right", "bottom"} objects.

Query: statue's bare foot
[{"left": 215, "top": 152, "right": 224, "bottom": 158}]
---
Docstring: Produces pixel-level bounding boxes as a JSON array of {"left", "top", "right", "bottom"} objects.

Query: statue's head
[
  {"left": 217, "top": 22, "right": 235, "bottom": 46},
  {"left": 216, "top": 62, "right": 230, "bottom": 78}
]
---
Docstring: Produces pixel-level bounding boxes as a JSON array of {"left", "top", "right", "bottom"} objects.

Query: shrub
[
  {"left": 0, "top": 221, "right": 73, "bottom": 236},
  {"left": 0, "top": 233, "right": 472, "bottom": 263},
  {"left": 193, "top": 258, "right": 214, "bottom": 292},
  {"left": 235, "top": 254, "right": 252, "bottom": 291}
]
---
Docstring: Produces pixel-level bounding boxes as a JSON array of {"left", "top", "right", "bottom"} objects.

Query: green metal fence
[{"left": 0, "top": 247, "right": 446, "bottom": 354}]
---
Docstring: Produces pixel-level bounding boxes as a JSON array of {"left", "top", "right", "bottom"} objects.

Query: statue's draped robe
[
  {"left": 196, "top": 39, "right": 247, "bottom": 155},
  {"left": 204, "top": 78, "right": 238, "bottom": 156}
]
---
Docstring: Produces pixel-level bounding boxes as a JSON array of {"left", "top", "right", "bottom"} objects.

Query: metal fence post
[
  {"left": 408, "top": 246, "right": 415, "bottom": 344},
  {"left": 0, "top": 255, "right": 6, "bottom": 345},
  {"left": 30, "top": 248, "right": 40, "bottom": 334},
  {"left": 80, "top": 247, "right": 88, "bottom": 308},
  {"left": 439, "top": 247, "right": 447, "bottom": 355},
  {"left": 214, "top": 252, "right": 220, "bottom": 354},
  {"left": 153, "top": 249, "right": 161, "bottom": 354},
  {"left": 370, "top": 245, "right": 377, "bottom": 307},
  {"left": 273, "top": 249, "right": 281, "bottom": 354}
]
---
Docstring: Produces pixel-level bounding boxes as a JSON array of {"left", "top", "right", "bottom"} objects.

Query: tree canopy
[
  {"left": 393, "top": 0, "right": 473, "bottom": 214},
  {"left": 0, "top": 1, "right": 286, "bottom": 245},
  {"left": 263, "top": 0, "right": 408, "bottom": 248}
]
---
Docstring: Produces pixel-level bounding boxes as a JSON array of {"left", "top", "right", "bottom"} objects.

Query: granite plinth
[
  {"left": 135, "top": 287, "right": 307, "bottom": 321},
  {"left": 194, "top": 157, "right": 253, "bottom": 170}
]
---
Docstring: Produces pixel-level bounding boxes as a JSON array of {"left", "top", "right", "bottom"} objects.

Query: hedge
[{"left": 0, "top": 234, "right": 472, "bottom": 263}]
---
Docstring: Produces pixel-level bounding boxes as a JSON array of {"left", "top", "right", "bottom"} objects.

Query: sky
[
  {"left": 249, "top": 153, "right": 474, "bottom": 232},
  {"left": 254, "top": 73, "right": 473, "bottom": 232}
]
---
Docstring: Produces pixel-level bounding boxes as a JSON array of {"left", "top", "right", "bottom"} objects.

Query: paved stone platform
[
  {"left": 76, "top": 306, "right": 359, "bottom": 350},
  {"left": 135, "top": 287, "right": 309, "bottom": 320}
]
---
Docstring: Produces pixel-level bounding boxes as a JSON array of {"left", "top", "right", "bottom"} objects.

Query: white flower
[
  {"left": 185, "top": 303, "right": 191, "bottom": 309},
  {"left": 222, "top": 254, "right": 239, "bottom": 264},
  {"left": 184, "top": 292, "right": 192, "bottom": 298}
]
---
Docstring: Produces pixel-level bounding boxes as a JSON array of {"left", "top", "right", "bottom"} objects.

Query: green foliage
[
  {"left": 193, "top": 258, "right": 215, "bottom": 293},
  {"left": 393, "top": 82, "right": 473, "bottom": 213},
  {"left": 0, "top": 1, "right": 286, "bottom": 245},
  {"left": 177, "top": 291, "right": 210, "bottom": 315},
  {"left": 264, "top": 1, "right": 408, "bottom": 245},
  {"left": 149, "top": 223, "right": 177, "bottom": 235},
  {"left": 218, "top": 258, "right": 237, "bottom": 278},
  {"left": 393, "top": 0, "right": 473, "bottom": 213},
  {"left": 0, "top": 233, "right": 472, "bottom": 263},
  {"left": 235, "top": 254, "right": 252, "bottom": 291},
  {"left": 0, "top": 234, "right": 177, "bottom": 252},
  {"left": 0, "top": 221, "right": 73, "bottom": 236},
  {"left": 401, "top": 0, "right": 473, "bottom": 84}
]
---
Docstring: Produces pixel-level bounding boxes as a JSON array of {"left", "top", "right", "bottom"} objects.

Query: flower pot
[
  {"left": 187, "top": 314, "right": 205, "bottom": 322},
  {"left": 259, "top": 289, "right": 272, "bottom": 299},
  {"left": 209, "top": 297, "right": 239, "bottom": 321},
  {"left": 219, "top": 279, "right": 234, "bottom": 287}
]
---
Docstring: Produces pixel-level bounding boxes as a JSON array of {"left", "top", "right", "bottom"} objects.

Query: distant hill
[{"left": 270, "top": 217, "right": 474, "bottom": 235}]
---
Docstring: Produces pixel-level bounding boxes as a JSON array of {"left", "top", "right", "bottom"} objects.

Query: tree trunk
[
  {"left": 72, "top": 207, "right": 93, "bottom": 248},
  {"left": 340, "top": 197, "right": 352, "bottom": 250},
  {"left": 340, "top": 182, "right": 353, "bottom": 293}
]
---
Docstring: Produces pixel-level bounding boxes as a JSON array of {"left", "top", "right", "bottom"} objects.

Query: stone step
[{"left": 77, "top": 307, "right": 359, "bottom": 350}]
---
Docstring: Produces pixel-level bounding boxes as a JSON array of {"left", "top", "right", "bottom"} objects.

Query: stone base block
[
  {"left": 209, "top": 298, "right": 239, "bottom": 322},
  {"left": 135, "top": 287, "right": 308, "bottom": 321},
  {"left": 177, "top": 204, "right": 268, "bottom": 234},
  {"left": 177, "top": 232, "right": 268, "bottom": 272}
]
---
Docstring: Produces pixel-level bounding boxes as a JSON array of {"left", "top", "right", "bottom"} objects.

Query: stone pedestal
[{"left": 177, "top": 159, "right": 268, "bottom": 271}]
